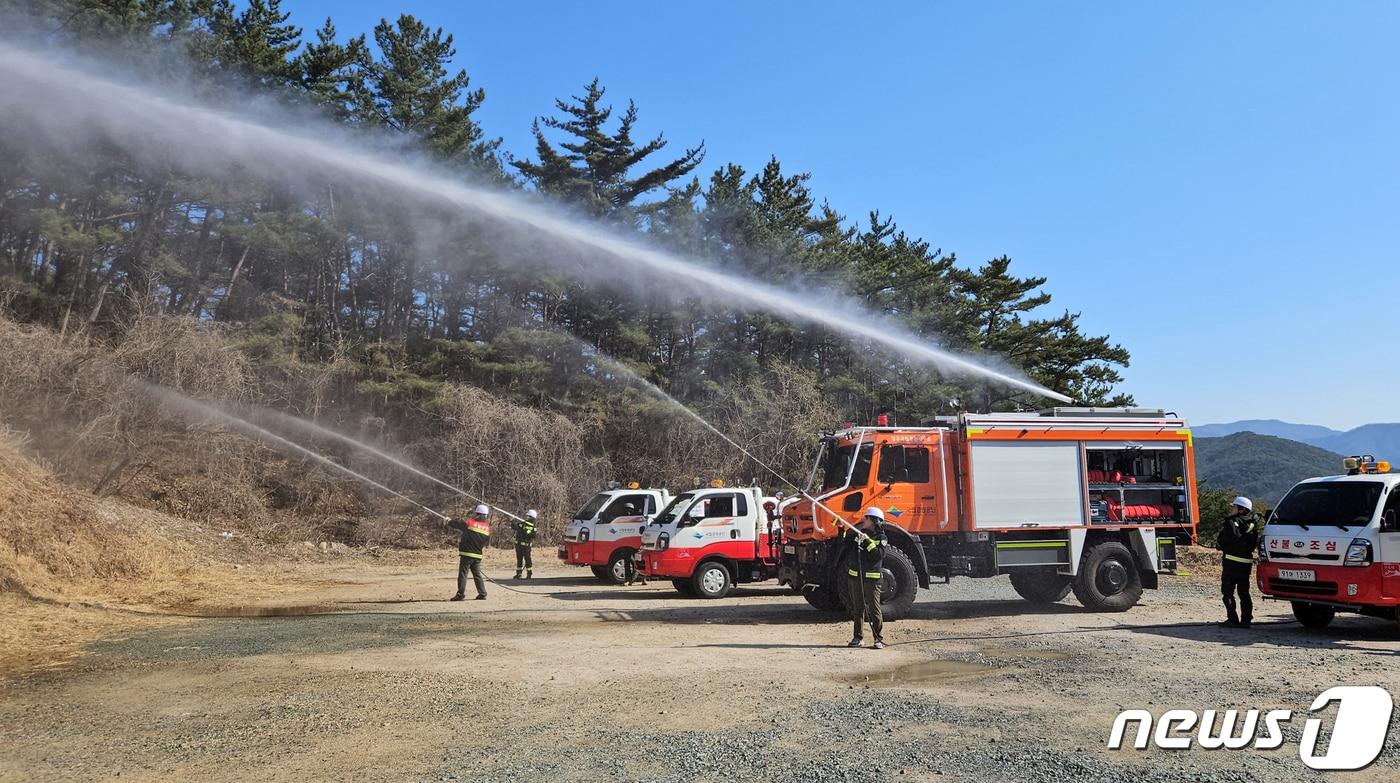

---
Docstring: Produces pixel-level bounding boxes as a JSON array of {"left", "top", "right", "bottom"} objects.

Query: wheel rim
[
  {"left": 1096, "top": 557, "right": 1129, "bottom": 595},
  {"left": 701, "top": 567, "right": 726, "bottom": 595},
  {"left": 612, "top": 558, "right": 629, "bottom": 582}
]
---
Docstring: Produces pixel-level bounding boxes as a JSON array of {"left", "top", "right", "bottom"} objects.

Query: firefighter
[
  {"left": 512, "top": 509, "right": 538, "bottom": 579},
  {"left": 843, "top": 506, "right": 888, "bottom": 649},
  {"left": 447, "top": 503, "right": 491, "bottom": 601},
  {"left": 1217, "top": 496, "right": 1260, "bottom": 628}
]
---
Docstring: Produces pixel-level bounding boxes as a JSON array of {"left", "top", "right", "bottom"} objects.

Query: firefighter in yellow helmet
[{"left": 843, "top": 507, "right": 888, "bottom": 649}]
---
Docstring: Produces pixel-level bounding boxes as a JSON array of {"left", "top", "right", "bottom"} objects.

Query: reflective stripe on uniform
[
  {"left": 848, "top": 569, "right": 882, "bottom": 579},
  {"left": 1224, "top": 554, "right": 1252, "bottom": 564},
  {"left": 460, "top": 552, "right": 483, "bottom": 560}
]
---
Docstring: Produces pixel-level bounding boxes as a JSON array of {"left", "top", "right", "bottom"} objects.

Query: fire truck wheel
[
  {"left": 605, "top": 549, "right": 636, "bottom": 585},
  {"left": 692, "top": 561, "right": 733, "bottom": 599},
  {"left": 1291, "top": 601, "right": 1335, "bottom": 629},
  {"left": 802, "top": 583, "right": 842, "bottom": 611},
  {"left": 671, "top": 579, "right": 695, "bottom": 595},
  {"left": 590, "top": 565, "right": 612, "bottom": 582},
  {"left": 1009, "top": 568, "right": 1072, "bottom": 604},
  {"left": 1071, "top": 541, "right": 1142, "bottom": 612},
  {"left": 835, "top": 549, "right": 918, "bottom": 621}
]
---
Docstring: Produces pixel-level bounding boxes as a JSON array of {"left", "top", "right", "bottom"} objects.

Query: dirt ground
[{"left": 2, "top": 550, "right": 1398, "bottom": 783}]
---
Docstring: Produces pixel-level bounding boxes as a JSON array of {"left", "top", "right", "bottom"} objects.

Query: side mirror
[{"left": 1383, "top": 509, "right": 1397, "bottom": 532}]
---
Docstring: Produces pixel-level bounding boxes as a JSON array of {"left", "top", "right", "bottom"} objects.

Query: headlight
[
  {"left": 1258, "top": 537, "right": 1269, "bottom": 562},
  {"left": 658, "top": 532, "right": 670, "bottom": 551},
  {"left": 1344, "top": 538, "right": 1372, "bottom": 567},
  {"left": 578, "top": 527, "right": 590, "bottom": 543}
]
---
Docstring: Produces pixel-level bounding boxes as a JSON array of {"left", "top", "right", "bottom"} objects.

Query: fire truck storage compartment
[
  {"left": 1085, "top": 442, "right": 1189, "bottom": 524},
  {"left": 969, "top": 441, "right": 1086, "bottom": 529}
]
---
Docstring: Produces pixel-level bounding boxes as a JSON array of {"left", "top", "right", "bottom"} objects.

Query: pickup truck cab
[
  {"left": 560, "top": 487, "right": 672, "bottom": 583},
  {"left": 1258, "top": 457, "right": 1400, "bottom": 628},
  {"left": 639, "top": 486, "right": 781, "bottom": 598}
]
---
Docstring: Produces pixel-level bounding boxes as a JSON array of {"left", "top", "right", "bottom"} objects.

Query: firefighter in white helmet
[
  {"left": 513, "top": 509, "right": 539, "bottom": 579},
  {"left": 842, "top": 506, "right": 889, "bottom": 649},
  {"left": 1216, "top": 496, "right": 1260, "bottom": 628},
  {"left": 447, "top": 503, "right": 491, "bottom": 601}
]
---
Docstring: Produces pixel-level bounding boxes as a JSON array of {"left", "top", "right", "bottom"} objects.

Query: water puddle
[
  {"left": 844, "top": 646, "right": 1071, "bottom": 687},
  {"left": 849, "top": 659, "right": 992, "bottom": 686}
]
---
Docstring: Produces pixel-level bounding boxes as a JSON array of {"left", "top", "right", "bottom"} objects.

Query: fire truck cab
[
  {"left": 559, "top": 485, "right": 672, "bottom": 583},
  {"left": 781, "top": 408, "right": 1198, "bottom": 619},
  {"left": 638, "top": 485, "right": 782, "bottom": 599},
  {"left": 1258, "top": 457, "right": 1400, "bottom": 628}
]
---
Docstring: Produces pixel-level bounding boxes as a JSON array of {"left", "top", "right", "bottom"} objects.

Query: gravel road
[{"left": 2, "top": 552, "right": 1398, "bottom": 782}]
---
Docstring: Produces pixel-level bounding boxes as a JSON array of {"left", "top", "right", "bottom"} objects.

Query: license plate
[
  {"left": 783, "top": 545, "right": 796, "bottom": 555},
  {"left": 1279, "top": 568, "right": 1315, "bottom": 582}
]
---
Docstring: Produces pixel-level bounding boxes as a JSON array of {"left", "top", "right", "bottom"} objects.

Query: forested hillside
[
  {"left": 1195, "top": 432, "right": 1341, "bottom": 504},
  {"left": 0, "top": 2, "right": 1134, "bottom": 537}
]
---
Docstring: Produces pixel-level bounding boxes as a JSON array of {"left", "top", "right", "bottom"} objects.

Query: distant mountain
[
  {"left": 1309, "top": 424, "right": 1400, "bottom": 461},
  {"left": 1194, "top": 432, "right": 1343, "bottom": 503},
  {"left": 1196, "top": 419, "right": 1400, "bottom": 460},
  {"left": 1193, "top": 419, "right": 1342, "bottom": 442}
]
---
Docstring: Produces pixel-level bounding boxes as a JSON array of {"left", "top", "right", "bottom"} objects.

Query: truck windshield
[
  {"left": 1272, "top": 482, "right": 1385, "bottom": 529},
  {"left": 653, "top": 493, "right": 697, "bottom": 526},
  {"left": 572, "top": 493, "right": 611, "bottom": 521},
  {"left": 821, "top": 442, "right": 874, "bottom": 491}
]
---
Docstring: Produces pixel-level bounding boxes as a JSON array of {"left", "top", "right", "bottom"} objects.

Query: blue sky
[{"left": 288, "top": 1, "right": 1399, "bottom": 430}]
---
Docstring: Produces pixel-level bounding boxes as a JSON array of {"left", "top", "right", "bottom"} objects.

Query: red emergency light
[{"left": 876, "top": 414, "right": 889, "bottom": 426}]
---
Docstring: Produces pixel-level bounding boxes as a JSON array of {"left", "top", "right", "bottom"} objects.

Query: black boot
[{"left": 450, "top": 594, "right": 465, "bottom": 602}]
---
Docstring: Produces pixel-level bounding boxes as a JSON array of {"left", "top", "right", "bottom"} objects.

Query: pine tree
[
  {"left": 357, "top": 14, "right": 500, "bottom": 169},
  {"left": 513, "top": 79, "right": 704, "bottom": 220}
]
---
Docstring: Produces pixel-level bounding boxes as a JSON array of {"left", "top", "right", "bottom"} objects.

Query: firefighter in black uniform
[
  {"left": 842, "top": 506, "right": 888, "bottom": 649},
  {"left": 447, "top": 504, "right": 491, "bottom": 601},
  {"left": 1217, "top": 496, "right": 1260, "bottom": 628},
  {"left": 512, "top": 509, "right": 538, "bottom": 579}
]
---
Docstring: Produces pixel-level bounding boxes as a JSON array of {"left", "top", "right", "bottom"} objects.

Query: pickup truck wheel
[
  {"left": 1072, "top": 541, "right": 1142, "bottom": 612},
  {"left": 1292, "top": 601, "right": 1335, "bottom": 629},
  {"left": 692, "top": 561, "right": 732, "bottom": 599},
  {"left": 605, "top": 549, "right": 635, "bottom": 585},
  {"left": 1010, "top": 568, "right": 1073, "bottom": 604},
  {"left": 671, "top": 579, "right": 694, "bottom": 595},
  {"left": 589, "top": 565, "right": 611, "bottom": 582},
  {"left": 802, "top": 582, "right": 842, "bottom": 611}
]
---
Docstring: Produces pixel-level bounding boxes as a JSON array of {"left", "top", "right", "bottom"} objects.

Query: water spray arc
[
  {"left": 574, "top": 342, "right": 864, "bottom": 536},
  {"left": 0, "top": 40, "right": 1072, "bottom": 404},
  {"left": 147, "top": 384, "right": 450, "bottom": 521},
  {"left": 248, "top": 407, "right": 524, "bottom": 522}
]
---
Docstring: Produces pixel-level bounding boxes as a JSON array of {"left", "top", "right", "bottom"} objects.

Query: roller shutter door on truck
[{"left": 969, "top": 441, "right": 1086, "bottom": 529}]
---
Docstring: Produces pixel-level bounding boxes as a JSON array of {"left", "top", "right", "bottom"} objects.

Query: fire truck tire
[
  {"left": 1291, "top": 601, "right": 1335, "bottom": 629},
  {"left": 590, "top": 565, "right": 611, "bottom": 581},
  {"left": 691, "top": 561, "right": 733, "bottom": 599},
  {"left": 835, "top": 548, "right": 918, "bottom": 621},
  {"left": 1009, "top": 568, "right": 1072, "bottom": 604},
  {"left": 671, "top": 579, "right": 694, "bottom": 595},
  {"left": 1071, "top": 541, "right": 1142, "bottom": 612},
  {"left": 802, "top": 583, "right": 842, "bottom": 611},
  {"left": 605, "top": 549, "right": 635, "bottom": 585}
]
